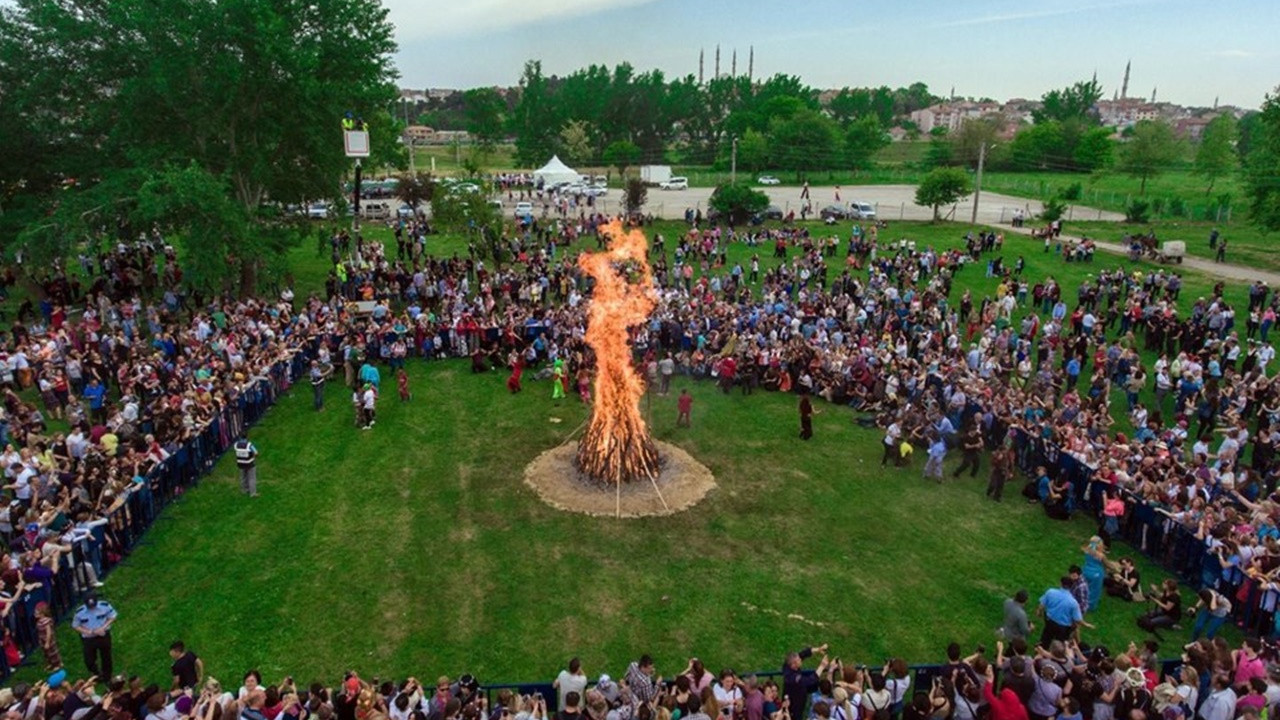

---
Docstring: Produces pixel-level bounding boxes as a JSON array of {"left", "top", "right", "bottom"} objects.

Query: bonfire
[{"left": 574, "top": 220, "right": 661, "bottom": 486}]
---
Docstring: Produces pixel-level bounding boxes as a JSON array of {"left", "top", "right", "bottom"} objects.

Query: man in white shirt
[
  {"left": 1198, "top": 675, "right": 1236, "bottom": 720},
  {"left": 553, "top": 658, "right": 587, "bottom": 709}
]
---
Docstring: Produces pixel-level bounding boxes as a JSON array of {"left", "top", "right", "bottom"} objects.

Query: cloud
[
  {"left": 385, "top": 0, "right": 660, "bottom": 39},
  {"left": 930, "top": 0, "right": 1157, "bottom": 29},
  {"left": 1209, "top": 49, "right": 1258, "bottom": 58}
]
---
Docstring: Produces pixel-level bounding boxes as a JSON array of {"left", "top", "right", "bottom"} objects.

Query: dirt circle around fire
[{"left": 523, "top": 440, "right": 717, "bottom": 518}]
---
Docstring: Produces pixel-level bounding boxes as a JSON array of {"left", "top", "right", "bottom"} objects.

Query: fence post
[{"left": 900, "top": 202, "right": 905, "bottom": 220}]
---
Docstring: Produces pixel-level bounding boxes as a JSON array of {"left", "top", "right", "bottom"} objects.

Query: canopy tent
[{"left": 532, "top": 155, "right": 580, "bottom": 187}]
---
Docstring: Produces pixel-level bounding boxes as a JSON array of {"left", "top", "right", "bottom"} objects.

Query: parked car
[
  {"left": 361, "top": 201, "right": 391, "bottom": 220},
  {"left": 659, "top": 176, "right": 689, "bottom": 190},
  {"left": 514, "top": 201, "right": 534, "bottom": 218},
  {"left": 397, "top": 204, "right": 418, "bottom": 219},
  {"left": 819, "top": 204, "right": 848, "bottom": 221},
  {"left": 307, "top": 202, "right": 330, "bottom": 220},
  {"left": 849, "top": 201, "right": 877, "bottom": 220},
  {"left": 750, "top": 205, "right": 785, "bottom": 225},
  {"left": 757, "top": 175, "right": 781, "bottom": 185}
]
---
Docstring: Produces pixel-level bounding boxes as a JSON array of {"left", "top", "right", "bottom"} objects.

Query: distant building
[
  {"left": 1095, "top": 99, "right": 1164, "bottom": 129},
  {"left": 1174, "top": 116, "right": 1214, "bottom": 141},
  {"left": 909, "top": 101, "right": 1002, "bottom": 133},
  {"left": 402, "top": 126, "right": 472, "bottom": 146}
]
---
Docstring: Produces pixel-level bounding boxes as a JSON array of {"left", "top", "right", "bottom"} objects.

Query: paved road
[
  {"left": 1003, "top": 225, "right": 1280, "bottom": 286},
  {"left": 616, "top": 183, "right": 1127, "bottom": 224}
]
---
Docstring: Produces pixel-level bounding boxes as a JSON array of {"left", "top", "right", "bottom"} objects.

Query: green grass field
[
  {"left": 25, "top": 220, "right": 1247, "bottom": 687},
  {"left": 1069, "top": 220, "right": 1277, "bottom": 272}
]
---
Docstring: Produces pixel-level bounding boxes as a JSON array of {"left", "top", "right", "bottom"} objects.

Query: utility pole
[
  {"left": 731, "top": 137, "right": 738, "bottom": 185},
  {"left": 970, "top": 141, "right": 986, "bottom": 226}
]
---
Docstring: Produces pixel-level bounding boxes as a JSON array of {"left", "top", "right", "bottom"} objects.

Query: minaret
[
  {"left": 1092, "top": 69, "right": 1097, "bottom": 85},
  {"left": 714, "top": 45, "right": 720, "bottom": 79},
  {"left": 698, "top": 48, "right": 704, "bottom": 85},
  {"left": 950, "top": 86, "right": 955, "bottom": 101},
  {"left": 1151, "top": 87, "right": 1157, "bottom": 103},
  {"left": 1214, "top": 95, "right": 1219, "bottom": 110},
  {"left": 731, "top": 48, "right": 737, "bottom": 77},
  {"left": 748, "top": 46, "right": 754, "bottom": 82},
  {"left": 1113, "top": 89, "right": 1118, "bottom": 101},
  {"left": 1121, "top": 59, "right": 1130, "bottom": 100}
]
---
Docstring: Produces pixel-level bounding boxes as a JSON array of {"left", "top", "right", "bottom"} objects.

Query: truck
[{"left": 640, "top": 165, "right": 672, "bottom": 186}]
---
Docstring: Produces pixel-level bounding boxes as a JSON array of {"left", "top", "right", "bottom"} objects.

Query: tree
[
  {"left": 1073, "top": 128, "right": 1116, "bottom": 172},
  {"left": 1033, "top": 79, "right": 1104, "bottom": 125},
  {"left": 844, "top": 116, "right": 890, "bottom": 171},
  {"left": 922, "top": 128, "right": 954, "bottom": 169},
  {"left": 769, "top": 109, "right": 840, "bottom": 172},
  {"left": 624, "top": 178, "right": 648, "bottom": 216},
  {"left": 431, "top": 187, "right": 506, "bottom": 266},
  {"left": 0, "top": 0, "right": 398, "bottom": 293},
  {"left": 1119, "top": 120, "right": 1183, "bottom": 194},
  {"left": 709, "top": 183, "right": 769, "bottom": 225},
  {"left": 463, "top": 87, "right": 507, "bottom": 150},
  {"left": 511, "top": 60, "right": 560, "bottom": 167},
  {"left": 394, "top": 174, "right": 434, "bottom": 215},
  {"left": 951, "top": 116, "right": 1003, "bottom": 169},
  {"left": 1243, "top": 89, "right": 1280, "bottom": 232},
  {"left": 559, "top": 120, "right": 595, "bottom": 166},
  {"left": 914, "top": 167, "right": 972, "bottom": 221},
  {"left": 602, "top": 140, "right": 641, "bottom": 177},
  {"left": 1007, "top": 121, "right": 1068, "bottom": 170},
  {"left": 1195, "top": 114, "right": 1238, "bottom": 194},
  {"left": 736, "top": 129, "right": 770, "bottom": 172}
]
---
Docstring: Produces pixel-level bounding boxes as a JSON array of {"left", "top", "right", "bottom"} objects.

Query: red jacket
[{"left": 983, "top": 684, "right": 1028, "bottom": 720}]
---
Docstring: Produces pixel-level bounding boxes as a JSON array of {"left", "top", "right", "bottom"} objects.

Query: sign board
[
  {"left": 345, "top": 301, "right": 377, "bottom": 316},
  {"left": 344, "top": 130, "right": 370, "bottom": 158}
]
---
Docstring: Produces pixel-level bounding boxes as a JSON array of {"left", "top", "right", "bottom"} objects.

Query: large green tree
[
  {"left": 844, "top": 116, "right": 890, "bottom": 171},
  {"left": 1243, "top": 89, "right": 1280, "bottom": 232},
  {"left": 768, "top": 110, "right": 841, "bottom": 172},
  {"left": 0, "top": 0, "right": 399, "bottom": 293},
  {"left": 463, "top": 88, "right": 508, "bottom": 150},
  {"left": 1119, "top": 120, "right": 1183, "bottom": 194},
  {"left": 1195, "top": 114, "right": 1238, "bottom": 194},
  {"left": 914, "top": 167, "right": 972, "bottom": 221}
]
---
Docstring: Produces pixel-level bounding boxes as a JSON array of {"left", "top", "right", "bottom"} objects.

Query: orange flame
[{"left": 575, "top": 220, "right": 660, "bottom": 486}]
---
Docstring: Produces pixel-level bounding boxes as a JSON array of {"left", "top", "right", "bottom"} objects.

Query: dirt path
[{"left": 1004, "top": 225, "right": 1280, "bottom": 286}]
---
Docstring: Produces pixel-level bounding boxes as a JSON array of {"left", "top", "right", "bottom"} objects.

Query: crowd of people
[{"left": 1, "top": 202, "right": 1279, "bottom": 720}]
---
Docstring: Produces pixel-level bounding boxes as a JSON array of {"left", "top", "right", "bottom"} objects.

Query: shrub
[
  {"left": 1125, "top": 199, "right": 1151, "bottom": 223},
  {"left": 1040, "top": 196, "right": 1068, "bottom": 222},
  {"left": 1060, "top": 182, "right": 1083, "bottom": 201},
  {"left": 1167, "top": 197, "right": 1187, "bottom": 218}
]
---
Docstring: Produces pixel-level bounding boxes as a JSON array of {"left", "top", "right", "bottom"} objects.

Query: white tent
[{"left": 532, "top": 155, "right": 580, "bottom": 187}]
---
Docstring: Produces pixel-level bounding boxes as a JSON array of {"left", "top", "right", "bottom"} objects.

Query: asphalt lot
[{"left": 495, "top": 183, "right": 1125, "bottom": 224}]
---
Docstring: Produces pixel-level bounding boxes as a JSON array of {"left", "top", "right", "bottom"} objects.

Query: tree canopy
[
  {"left": 0, "top": 0, "right": 400, "bottom": 293},
  {"left": 914, "top": 168, "right": 972, "bottom": 221},
  {"left": 1243, "top": 89, "right": 1280, "bottom": 232},
  {"left": 1119, "top": 120, "right": 1183, "bottom": 194}
]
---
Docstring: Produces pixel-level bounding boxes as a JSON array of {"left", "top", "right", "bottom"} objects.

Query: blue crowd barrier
[{"left": 0, "top": 350, "right": 312, "bottom": 681}]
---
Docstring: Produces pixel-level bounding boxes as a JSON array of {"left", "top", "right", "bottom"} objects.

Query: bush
[
  {"left": 1040, "top": 197, "right": 1068, "bottom": 222},
  {"left": 1060, "top": 182, "right": 1083, "bottom": 201},
  {"left": 1125, "top": 199, "right": 1151, "bottom": 223},
  {"left": 1167, "top": 197, "right": 1187, "bottom": 218},
  {"left": 709, "top": 183, "right": 769, "bottom": 225}
]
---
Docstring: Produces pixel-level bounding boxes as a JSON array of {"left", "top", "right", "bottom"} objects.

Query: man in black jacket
[{"left": 782, "top": 644, "right": 829, "bottom": 718}]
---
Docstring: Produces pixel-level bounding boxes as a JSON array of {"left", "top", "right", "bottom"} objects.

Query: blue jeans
[{"left": 1192, "top": 610, "right": 1227, "bottom": 639}]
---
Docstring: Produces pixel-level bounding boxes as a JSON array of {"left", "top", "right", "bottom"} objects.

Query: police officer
[
  {"left": 72, "top": 593, "right": 116, "bottom": 678},
  {"left": 234, "top": 433, "right": 259, "bottom": 497}
]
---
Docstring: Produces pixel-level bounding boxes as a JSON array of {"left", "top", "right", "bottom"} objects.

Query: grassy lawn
[
  {"left": 26, "top": 220, "right": 1246, "bottom": 686},
  {"left": 1069, "top": 219, "right": 1277, "bottom": 273}
]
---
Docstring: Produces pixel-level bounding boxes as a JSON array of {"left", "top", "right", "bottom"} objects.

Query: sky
[{"left": 386, "top": 0, "right": 1278, "bottom": 109}]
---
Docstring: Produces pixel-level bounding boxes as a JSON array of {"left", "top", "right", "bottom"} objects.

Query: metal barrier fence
[
  {"left": 1009, "top": 428, "right": 1273, "bottom": 636},
  {"left": 0, "top": 349, "right": 313, "bottom": 680}
]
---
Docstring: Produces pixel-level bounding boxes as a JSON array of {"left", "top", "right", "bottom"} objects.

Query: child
[{"left": 397, "top": 368, "right": 411, "bottom": 402}]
